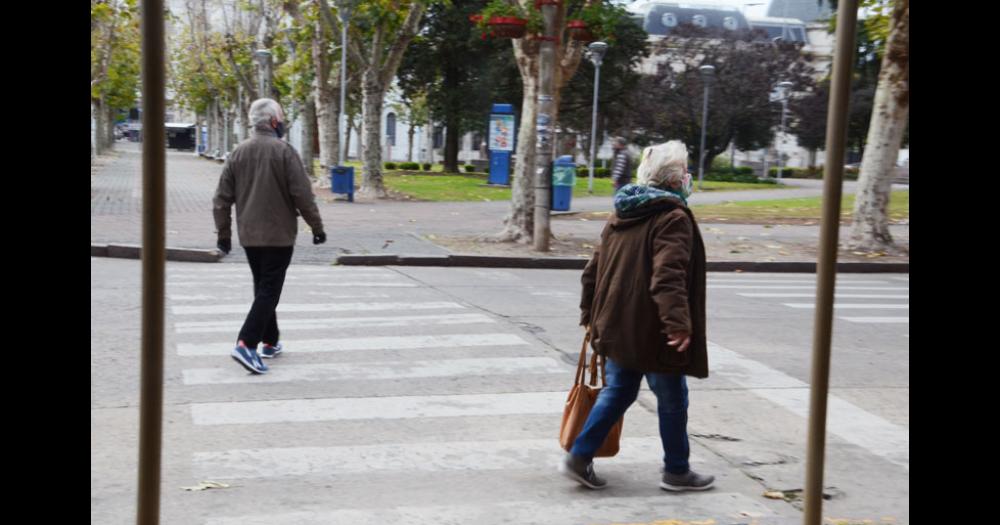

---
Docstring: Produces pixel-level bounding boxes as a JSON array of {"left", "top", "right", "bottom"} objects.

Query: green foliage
[
  {"left": 422, "top": 162, "right": 432, "bottom": 171},
  {"left": 385, "top": 162, "right": 399, "bottom": 170},
  {"left": 464, "top": 164, "right": 476, "bottom": 172}
]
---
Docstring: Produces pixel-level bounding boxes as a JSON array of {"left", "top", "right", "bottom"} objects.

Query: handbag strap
[{"left": 573, "top": 330, "right": 591, "bottom": 386}]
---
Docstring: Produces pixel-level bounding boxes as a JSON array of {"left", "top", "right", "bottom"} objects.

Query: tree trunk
[
  {"left": 497, "top": 73, "right": 538, "bottom": 243},
  {"left": 106, "top": 105, "right": 116, "bottom": 150},
  {"left": 301, "top": 94, "right": 317, "bottom": 177},
  {"left": 408, "top": 123, "right": 415, "bottom": 162},
  {"left": 94, "top": 99, "right": 106, "bottom": 156},
  {"left": 344, "top": 116, "right": 352, "bottom": 161},
  {"left": 850, "top": 0, "right": 908, "bottom": 253},
  {"left": 360, "top": 71, "right": 387, "bottom": 198},
  {"left": 808, "top": 148, "right": 817, "bottom": 169},
  {"left": 444, "top": 119, "right": 460, "bottom": 173},
  {"left": 313, "top": 20, "right": 339, "bottom": 170},
  {"left": 353, "top": 114, "right": 363, "bottom": 161}
]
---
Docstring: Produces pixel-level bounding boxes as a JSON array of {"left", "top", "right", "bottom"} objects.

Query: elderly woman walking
[{"left": 560, "top": 140, "right": 714, "bottom": 492}]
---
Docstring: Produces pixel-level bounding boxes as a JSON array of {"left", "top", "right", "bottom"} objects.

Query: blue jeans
[{"left": 570, "top": 358, "right": 690, "bottom": 474}]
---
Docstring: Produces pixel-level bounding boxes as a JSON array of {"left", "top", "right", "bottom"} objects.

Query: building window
[
  {"left": 723, "top": 16, "right": 738, "bottom": 30},
  {"left": 433, "top": 126, "right": 443, "bottom": 149},
  {"left": 386, "top": 112, "right": 397, "bottom": 146},
  {"left": 660, "top": 12, "right": 677, "bottom": 27},
  {"left": 692, "top": 14, "right": 707, "bottom": 28}
]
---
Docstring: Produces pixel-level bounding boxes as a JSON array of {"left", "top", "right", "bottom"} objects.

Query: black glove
[
  {"left": 313, "top": 231, "right": 327, "bottom": 245},
  {"left": 217, "top": 238, "right": 231, "bottom": 254}
]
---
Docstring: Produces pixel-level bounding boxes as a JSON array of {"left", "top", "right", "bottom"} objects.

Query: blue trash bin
[
  {"left": 330, "top": 166, "right": 354, "bottom": 202},
  {"left": 552, "top": 155, "right": 575, "bottom": 212}
]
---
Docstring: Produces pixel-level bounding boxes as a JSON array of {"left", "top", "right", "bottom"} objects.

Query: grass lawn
[
  {"left": 692, "top": 190, "right": 909, "bottom": 223},
  {"left": 322, "top": 165, "right": 789, "bottom": 202}
]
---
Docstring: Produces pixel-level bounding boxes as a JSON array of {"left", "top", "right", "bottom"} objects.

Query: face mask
[{"left": 274, "top": 121, "right": 285, "bottom": 139}]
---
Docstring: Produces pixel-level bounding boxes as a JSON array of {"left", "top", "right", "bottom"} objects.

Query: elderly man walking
[{"left": 213, "top": 98, "right": 326, "bottom": 374}]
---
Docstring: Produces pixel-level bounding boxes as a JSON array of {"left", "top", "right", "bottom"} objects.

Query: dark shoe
[
  {"left": 559, "top": 453, "right": 607, "bottom": 490},
  {"left": 231, "top": 343, "right": 268, "bottom": 374},
  {"left": 660, "top": 469, "right": 715, "bottom": 491},
  {"left": 261, "top": 342, "right": 283, "bottom": 359}
]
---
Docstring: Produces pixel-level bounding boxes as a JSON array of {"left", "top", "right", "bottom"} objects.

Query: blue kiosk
[{"left": 487, "top": 104, "right": 515, "bottom": 186}]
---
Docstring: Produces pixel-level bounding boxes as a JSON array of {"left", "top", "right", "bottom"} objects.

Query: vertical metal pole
[
  {"left": 533, "top": 2, "right": 557, "bottom": 252},
  {"left": 137, "top": 0, "right": 166, "bottom": 522},
  {"left": 803, "top": 1, "right": 858, "bottom": 524},
  {"left": 338, "top": 8, "right": 348, "bottom": 166},
  {"left": 588, "top": 62, "right": 600, "bottom": 194},
  {"left": 697, "top": 82, "right": 709, "bottom": 190}
]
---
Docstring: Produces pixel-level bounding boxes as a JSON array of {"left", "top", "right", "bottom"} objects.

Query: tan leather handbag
[{"left": 559, "top": 331, "right": 623, "bottom": 457}]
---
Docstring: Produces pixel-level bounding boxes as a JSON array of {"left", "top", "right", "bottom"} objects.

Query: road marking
[
  {"left": 839, "top": 317, "right": 909, "bottom": 324},
  {"left": 171, "top": 301, "right": 464, "bottom": 315},
  {"left": 708, "top": 341, "right": 908, "bottom": 470},
  {"left": 174, "top": 313, "right": 496, "bottom": 334},
  {"left": 738, "top": 293, "right": 908, "bottom": 299},
  {"left": 191, "top": 391, "right": 568, "bottom": 425},
  {"left": 176, "top": 333, "right": 529, "bottom": 356},
  {"left": 183, "top": 357, "right": 563, "bottom": 385},
  {"left": 782, "top": 303, "right": 908, "bottom": 309}
]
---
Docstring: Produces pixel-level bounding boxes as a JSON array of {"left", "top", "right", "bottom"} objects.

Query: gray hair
[
  {"left": 248, "top": 98, "right": 283, "bottom": 128},
  {"left": 613, "top": 136, "right": 627, "bottom": 147},
  {"left": 636, "top": 140, "right": 689, "bottom": 188}
]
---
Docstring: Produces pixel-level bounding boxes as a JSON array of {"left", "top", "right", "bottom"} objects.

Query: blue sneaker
[
  {"left": 261, "top": 342, "right": 283, "bottom": 359},
  {"left": 231, "top": 343, "right": 268, "bottom": 374}
]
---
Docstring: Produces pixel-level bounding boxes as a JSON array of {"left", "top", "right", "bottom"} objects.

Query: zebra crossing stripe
[
  {"left": 176, "top": 333, "right": 529, "bottom": 356},
  {"left": 182, "top": 357, "right": 564, "bottom": 385},
  {"left": 191, "top": 391, "right": 568, "bottom": 425},
  {"left": 174, "top": 313, "right": 497, "bottom": 334},
  {"left": 171, "top": 301, "right": 464, "bottom": 315}
]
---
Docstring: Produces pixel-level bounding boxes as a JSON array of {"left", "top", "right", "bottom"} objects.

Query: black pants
[{"left": 238, "top": 246, "right": 294, "bottom": 348}]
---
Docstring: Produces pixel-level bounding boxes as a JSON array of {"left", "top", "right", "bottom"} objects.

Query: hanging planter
[
  {"left": 487, "top": 16, "right": 528, "bottom": 38},
  {"left": 567, "top": 19, "right": 596, "bottom": 43}
]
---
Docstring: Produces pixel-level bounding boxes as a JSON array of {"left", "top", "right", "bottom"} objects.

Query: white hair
[
  {"left": 248, "top": 98, "right": 283, "bottom": 128},
  {"left": 636, "top": 140, "right": 689, "bottom": 188}
]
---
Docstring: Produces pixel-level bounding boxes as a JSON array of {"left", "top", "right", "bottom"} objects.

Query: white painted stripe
[
  {"left": 193, "top": 437, "right": 688, "bottom": 479},
  {"left": 168, "top": 281, "right": 417, "bottom": 288},
  {"left": 739, "top": 293, "right": 908, "bottom": 299},
  {"left": 171, "top": 301, "right": 464, "bottom": 315},
  {"left": 708, "top": 341, "right": 908, "bottom": 470},
  {"left": 174, "top": 313, "right": 496, "bottom": 334},
  {"left": 783, "top": 303, "right": 908, "bottom": 309},
  {"left": 169, "top": 272, "right": 398, "bottom": 280},
  {"left": 710, "top": 279, "right": 889, "bottom": 285},
  {"left": 839, "top": 316, "right": 910, "bottom": 324},
  {"left": 709, "top": 285, "right": 906, "bottom": 290},
  {"left": 176, "top": 333, "right": 529, "bottom": 356},
  {"left": 167, "top": 294, "right": 217, "bottom": 301},
  {"left": 529, "top": 291, "right": 577, "bottom": 298},
  {"left": 191, "top": 391, "right": 567, "bottom": 425},
  {"left": 183, "top": 357, "right": 565, "bottom": 385},
  {"left": 203, "top": 495, "right": 778, "bottom": 525}
]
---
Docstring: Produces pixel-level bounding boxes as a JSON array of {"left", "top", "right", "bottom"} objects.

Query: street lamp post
[
  {"left": 776, "top": 80, "right": 794, "bottom": 182},
  {"left": 697, "top": 64, "right": 715, "bottom": 191},
  {"left": 586, "top": 41, "right": 608, "bottom": 195}
]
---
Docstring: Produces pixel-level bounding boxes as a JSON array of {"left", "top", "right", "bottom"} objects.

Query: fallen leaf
[
  {"left": 582, "top": 244, "right": 594, "bottom": 249},
  {"left": 182, "top": 481, "right": 230, "bottom": 492},
  {"left": 763, "top": 225, "right": 774, "bottom": 229},
  {"left": 766, "top": 245, "right": 783, "bottom": 249},
  {"left": 778, "top": 251, "right": 790, "bottom": 256},
  {"left": 730, "top": 250, "right": 742, "bottom": 254},
  {"left": 763, "top": 491, "right": 784, "bottom": 499},
  {"left": 409, "top": 219, "right": 417, "bottom": 223},
  {"left": 427, "top": 234, "right": 437, "bottom": 240},
  {"left": 579, "top": 218, "right": 590, "bottom": 221}
]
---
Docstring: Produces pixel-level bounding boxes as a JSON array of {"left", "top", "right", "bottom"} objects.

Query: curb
[
  {"left": 335, "top": 254, "right": 908, "bottom": 273},
  {"left": 91, "top": 244, "right": 222, "bottom": 263}
]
